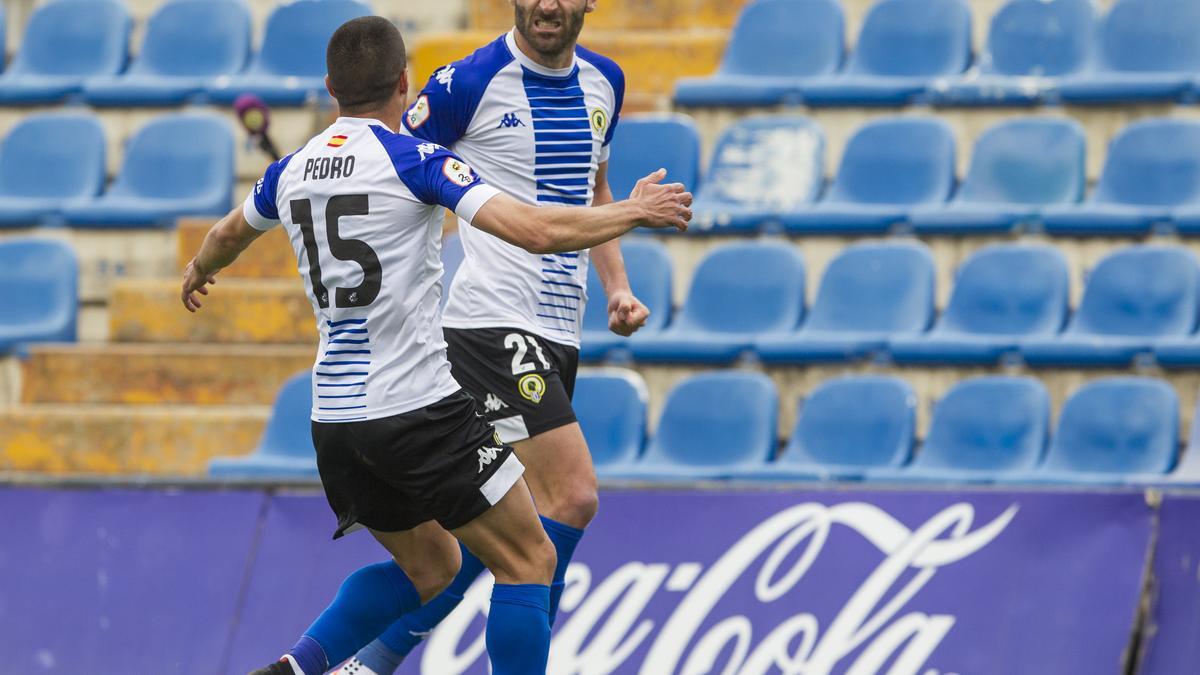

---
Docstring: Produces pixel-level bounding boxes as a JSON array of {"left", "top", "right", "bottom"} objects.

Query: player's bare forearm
[
  {"left": 589, "top": 164, "right": 632, "bottom": 296},
  {"left": 181, "top": 206, "right": 264, "bottom": 312}
]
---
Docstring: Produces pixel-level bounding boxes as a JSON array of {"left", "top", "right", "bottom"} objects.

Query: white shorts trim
[
  {"left": 480, "top": 453, "right": 525, "bottom": 505},
  {"left": 492, "top": 414, "right": 531, "bottom": 444}
]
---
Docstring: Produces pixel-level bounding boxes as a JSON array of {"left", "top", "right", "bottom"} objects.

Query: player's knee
[
  {"left": 491, "top": 533, "right": 556, "bottom": 585},
  {"left": 405, "top": 549, "right": 462, "bottom": 603},
  {"left": 556, "top": 486, "right": 599, "bottom": 527},
  {"left": 529, "top": 534, "right": 557, "bottom": 585}
]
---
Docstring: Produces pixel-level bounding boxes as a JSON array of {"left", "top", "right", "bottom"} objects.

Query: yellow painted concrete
[{"left": 177, "top": 218, "right": 298, "bottom": 279}]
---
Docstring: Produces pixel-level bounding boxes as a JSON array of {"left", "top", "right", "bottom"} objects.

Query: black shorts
[
  {"left": 444, "top": 327, "right": 580, "bottom": 443},
  {"left": 311, "top": 390, "right": 525, "bottom": 538}
]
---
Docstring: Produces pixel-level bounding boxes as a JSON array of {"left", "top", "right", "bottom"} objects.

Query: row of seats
[
  {"left": 676, "top": 0, "right": 1200, "bottom": 108},
  {"left": 582, "top": 239, "right": 1200, "bottom": 368},
  {"left": 0, "top": 112, "right": 232, "bottom": 227},
  {"left": 611, "top": 113, "right": 1200, "bottom": 237},
  {"left": 0, "top": 0, "right": 369, "bottom": 105},
  {"left": 209, "top": 368, "right": 1200, "bottom": 486}
]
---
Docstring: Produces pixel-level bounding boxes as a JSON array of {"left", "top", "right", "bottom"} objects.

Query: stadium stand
[
  {"left": 785, "top": 116, "right": 956, "bottom": 234},
  {"left": 629, "top": 241, "right": 804, "bottom": 364},
  {"left": 0, "top": 112, "right": 106, "bottom": 226},
  {"left": 930, "top": 0, "right": 1096, "bottom": 107},
  {"left": 1168, "top": 400, "right": 1200, "bottom": 484},
  {"left": 755, "top": 242, "right": 935, "bottom": 363},
  {"left": 672, "top": 0, "right": 844, "bottom": 107},
  {"left": 0, "top": 0, "right": 129, "bottom": 104},
  {"left": 888, "top": 245, "right": 1069, "bottom": 365},
  {"left": 605, "top": 114, "right": 701, "bottom": 201},
  {"left": 690, "top": 115, "right": 824, "bottom": 234},
  {"left": 800, "top": 0, "right": 972, "bottom": 106},
  {"left": 0, "top": 239, "right": 78, "bottom": 353},
  {"left": 1042, "top": 119, "right": 1200, "bottom": 235},
  {"left": 574, "top": 369, "right": 648, "bottom": 470},
  {"left": 602, "top": 371, "right": 777, "bottom": 480},
  {"left": 1021, "top": 246, "right": 1200, "bottom": 367},
  {"left": 208, "top": 371, "right": 317, "bottom": 478},
  {"left": 908, "top": 117, "right": 1086, "bottom": 234},
  {"left": 82, "top": 0, "right": 251, "bottom": 106},
  {"left": 737, "top": 375, "right": 916, "bottom": 480},
  {"left": 580, "top": 238, "right": 674, "bottom": 362},
  {"left": 62, "top": 113, "right": 234, "bottom": 227}
]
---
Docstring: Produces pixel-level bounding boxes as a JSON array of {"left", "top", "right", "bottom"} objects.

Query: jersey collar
[{"left": 505, "top": 29, "right": 577, "bottom": 78}]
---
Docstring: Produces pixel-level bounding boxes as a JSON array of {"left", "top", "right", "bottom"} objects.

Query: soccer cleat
[
  {"left": 248, "top": 655, "right": 304, "bottom": 675},
  {"left": 331, "top": 656, "right": 381, "bottom": 675}
]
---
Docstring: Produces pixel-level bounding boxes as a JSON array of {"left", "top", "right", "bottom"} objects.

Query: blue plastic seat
[
  {"left": 82, "top": 0, "right": 250, "bottom": 106},
  {"left": 690, "top": 116, "right": 824, "bottom": 234},
  {"left": 207, "top": 0, "right": 371, "bottom": 105},
  {"left": 1042, "top": 119, "right": 1200, "bottom": 235},
  {"left": 580, "top": 238, "right": 673, "bottom": 361},
  {"left": 756, "top": 242, "right": 935, "bottom": 364},
  {"left": 62, "top": 114, "right": 234, "bottom": 228},
  {"left": 931, "top": 0, "right": 1096, "bottom": 106},
  {"left": 1022, "top": 246, "right": 1200, "bottom": 367},
  {"left": 604, "top": 372, "right": 778, "bottom": 480},
  {"left": 673, "top": 0, "right": 843, "bottom": 107},
  {"left": 1035, "top": 377, "right": 1179, "bottom": 484},
  {"left": 735, "top": 376, "right": 915, "bottom": 481},
  {"left": 606, "top": 114, "right": 700, "bottom": 201},
  {"left": 801, "top": 0, "right": 972, "bottom": 106},
  {"left": 0, "top": 113, "right": 106, "bottom": 226},
  {"left": 1058, "top": 0, "right": 1200, "bottom": 104},
  {"left": 890, "top": 245, "right": 1069, "bottom": 364},
  {"left": 209, "top": 372, "right": 318, "bottom": 478},
  {"left": 873, "top": 377, "right": 1050, "bottom": 483},
  {"left": 630, "top": 241, "right": 804, "bottom": 363},
  {"left": 1164, "top": 399, "right": 1200, "bottom": 485},
  {"left": 785, "top": 117, "right": 955, "bottom": 234},
  {"left": 0, "top": 239, "right": 78, "bottom": 353},
  {"left": 0, "top": 0, "right": 129, "bottom": 104},
  {"left": 909, "top": 118, "right": 1085, "bottom": 234},
  {"left": 576, "top": 369, "right": 648, "bottom": 473}
]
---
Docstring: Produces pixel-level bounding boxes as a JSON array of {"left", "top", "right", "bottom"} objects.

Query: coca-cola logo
[{"left": 421, "top": 501, "right": 1017, "bottom": 675}]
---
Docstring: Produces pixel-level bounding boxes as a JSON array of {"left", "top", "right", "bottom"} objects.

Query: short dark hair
[{"left": 326, "top": 16, "right": 407, "bottom": 113}]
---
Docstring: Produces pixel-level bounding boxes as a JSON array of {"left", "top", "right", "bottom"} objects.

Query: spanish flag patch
[{"left": 327, "top": 134, "right": 348, "bottom": 148}]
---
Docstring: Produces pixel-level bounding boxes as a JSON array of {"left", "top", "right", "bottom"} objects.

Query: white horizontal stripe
[
  {"left": 480, "top": 453, "right": 525, "bottom": 505},
  {"left": 492, "top": 415, "right": 530, "bottom": 444}
]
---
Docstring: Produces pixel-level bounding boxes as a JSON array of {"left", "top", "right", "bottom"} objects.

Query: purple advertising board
[{"left": 1138, "top": 494, "right": 1200, "bottom": 675}]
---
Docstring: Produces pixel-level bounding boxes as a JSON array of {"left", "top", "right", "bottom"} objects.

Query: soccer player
[
  {"left": 341, "top": 2, "right": 647, "bottom": 671},
  {"left": 178, "top": 17, "right": 691, "bottom": 675}
]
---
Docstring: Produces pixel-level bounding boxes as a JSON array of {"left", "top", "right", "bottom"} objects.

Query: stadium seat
[
  {"left": 630, "top": 241, "right": 804, "bottom": 363},
  {"left": 785, "top": 117, "right": 955, "bottom": 234},
  {"left": 672, "top": 0, "right": 843, "bottom": 107},
  {"left": 872, "top": 377, "right": 1050, "bottom": 483},
  {"left": 0, "top": 0, "right": 129, "bottom": 104},
  {"left": 908, "top": 118, "right": 1085, "bottom": 234},
  {"left": 734, "top": 376, "right": 915, "bottom": 481},
  {"left": 576, "top": 369, "right": 648, "bottom": 472},
  {"left": 208, "top": 372, "right": 318, "bottom": 478},
  {"left": 1057, "top": 0, "right": 1200, "bottom": 104},
  {"left": 603, "top": 372, "right": 778, "bottom": 480},
  {"left": 580, "top": 238, "right": 673, "bottom": 361},
  {"left": 62, "top": 114, "right": 234, "bottom": 228},
  {"left": 207, "top": 0, "right": 371, "bottom": 105},
  {"left": 82, "top": 0, "right": 250, "bottom": 106},
  {"left": 0, "top": 239, "right": 78, "bottom": 353},
  {"left": 756, "top": 241, "right": 935, "bottom": 363},
  {"left": 1165, "top": 400, "right": 1200, "bottom": 484},
  {"left": 606, "top": 114, "right": 700, "bottom": 201},
  {"left": 889, "top": 245, "right": 1069, "bottom": 364},
  {"left": 800, "top": 0, "right": 972, "bottom": 106},
  {"left": 1034, "top": 377, "right": 1179, "bottom": 484},
  {"left": 1022, "top": 246, "right": 1200, "bottom": 367},
  {"left": 690, "top": 115, "right": 823, "bottom": 234},
  {"left": 0, "top": 113, "right": 106, "bottom": 226},
  {"left": 930, "top": 0, "right": 1096, "bottom": 106},
  {"left": 1042, "top": 119, "right": 1200, "bottom": 235}
]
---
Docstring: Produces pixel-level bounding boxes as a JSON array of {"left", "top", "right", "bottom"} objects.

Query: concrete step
[
  {"left": 176, "top": 218, "right": 297, "bottom": 279},
  {"left": 109, "top": 278, "right": 316, "bottom": 344},
  {"left": 0, "top": 405, "right": 267, "bottom": 475},
  {"left": 21, "top": 344, "right": 314, "bottom": 405}
]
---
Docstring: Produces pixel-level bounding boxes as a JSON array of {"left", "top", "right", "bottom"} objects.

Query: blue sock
[
  {"left": 540, "top": 515, "right": 585, "bottom": 626},
  {"left": 295, "top": 561, "right": 421, "bottom": 673},
  {"left": 487, "top": 583, "right": 551, "bottom": 675}
]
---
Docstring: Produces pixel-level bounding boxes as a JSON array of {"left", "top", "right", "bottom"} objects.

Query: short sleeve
[
  {"left": 401, "top": 70, "right": 467, "bottom": 148},
  {"left": 372, "top": 126, "right": 501, "bottom": 223},
  {"left": 242, "top": 153, "right": 294, "bottom": 231}
]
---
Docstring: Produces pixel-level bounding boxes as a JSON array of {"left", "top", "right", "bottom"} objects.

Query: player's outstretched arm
[
  {"left": 181, "top": 206, "right": 266, "bottom": 312},
  {"left": 470, "top": 168, "right": 692, "bottom": 255}
]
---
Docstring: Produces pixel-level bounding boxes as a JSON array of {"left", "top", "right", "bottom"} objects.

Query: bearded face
[{"left": 513, "top": 0, "right": 591, "bottom": 61}]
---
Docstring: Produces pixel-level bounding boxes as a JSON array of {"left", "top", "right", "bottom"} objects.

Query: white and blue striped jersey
[
  {"left": 402, "top": 30, "right": 625, "bottom": 347},
  {"left": 243, "top": 116, "right": 501, "bottom": 422}
]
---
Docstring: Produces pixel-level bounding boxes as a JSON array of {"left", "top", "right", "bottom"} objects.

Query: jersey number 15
[{"left": 291, "top": 194, "right": 382, "bottom": 309}]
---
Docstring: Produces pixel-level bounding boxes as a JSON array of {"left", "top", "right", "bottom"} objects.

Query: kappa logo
[
  {"left": 483, "top": 393, "right": 507, "bottom": 412},
  {"left": 476, "top": 445, "right": 502, "bottom": 473},
  {"left": 497, "top": 112, "right": 525, "bottom": 129},
  {"left": 435, "top": 66, "right": 455, "bottom": 93},
  {"left": 416, "top": 142, "right": 441, "bottom": 161}
]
